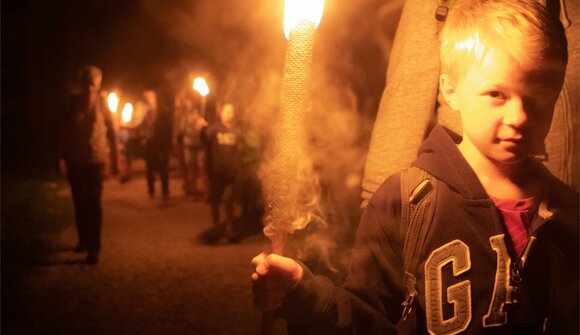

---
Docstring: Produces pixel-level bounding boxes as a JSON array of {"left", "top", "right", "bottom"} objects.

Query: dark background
[{"left": 2, "top": 0, "right": 401, "bottom": 179}]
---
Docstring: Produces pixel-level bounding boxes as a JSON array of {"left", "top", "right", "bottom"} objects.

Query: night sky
[{"left": 1, "top": 0, "right": 400, "bottom": 178}]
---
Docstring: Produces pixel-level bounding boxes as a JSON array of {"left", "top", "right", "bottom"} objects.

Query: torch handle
[
  {"left": 261, "top": 312, "right": 276, "bottom": 335},
  {"left": 260, "top": 239, "right": 285, "bottom": 335}
]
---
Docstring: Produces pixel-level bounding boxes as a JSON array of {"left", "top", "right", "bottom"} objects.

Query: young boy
[
  {"left": 251, "top": 0, "right": 578, "bottom": 334},
  {"left": 204, "top": 103, "right": 242, "bottom": 242}
]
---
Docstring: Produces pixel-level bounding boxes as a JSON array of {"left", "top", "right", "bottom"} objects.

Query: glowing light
[
  {"left": 193, "top": 77, "right": 210, "bottom": 97},
  {"left": 107, "top": 92, "right": 119, "bottom": 113},
  {"left": 283, "top": 0, "right": 325, "bottom": 39},
  {"left": 121, "top": 103, "right": 133, "bottom": 123}
]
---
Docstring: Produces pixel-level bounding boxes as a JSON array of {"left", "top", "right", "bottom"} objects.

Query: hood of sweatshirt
[
  {"left": 411, "top": 126, "right": 491, "bottom": 201},
  {"left": 411, "top": 125, "right": 578, "bottom": 206}
]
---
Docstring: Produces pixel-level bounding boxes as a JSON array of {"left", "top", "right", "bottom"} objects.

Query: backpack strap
[{"left": 399, "top": 166, "right": 438, "bottom": 321}]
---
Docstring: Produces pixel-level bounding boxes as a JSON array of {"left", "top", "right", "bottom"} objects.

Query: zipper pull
[
  {"left": 507, "top": 236, "right": 537, "bottom": 307},
  {"left": 401, "top": 289, "right": 417, "bottom": 321}
]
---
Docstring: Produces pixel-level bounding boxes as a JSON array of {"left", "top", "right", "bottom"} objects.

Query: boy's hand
[{"left": 251, "top": 253, "right": 303, "bottom": 312}]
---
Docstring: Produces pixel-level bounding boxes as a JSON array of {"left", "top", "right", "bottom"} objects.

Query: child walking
[{"left": 251, "top": 0, "right": 578, "bottom": 333}]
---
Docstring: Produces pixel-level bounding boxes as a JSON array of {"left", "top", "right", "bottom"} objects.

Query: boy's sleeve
[{"left": 280, "top": 174, "right": 406, "bottom": 334}]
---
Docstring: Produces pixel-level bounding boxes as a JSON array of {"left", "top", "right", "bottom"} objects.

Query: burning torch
[
  {"left": 260, "top": 0, "right": 324, "bottom": 333},
  {"left": 107, "top": 92, "right": 120, "bottom": 113},
  {"left": 193, "top": 76, "right": 210, "bottom": 119},
  {"left": 107, "top": 91, "right": 121, "bottom": 131},
  {"left": 121, "top": 102, "right": 133, "bottom": 125}
]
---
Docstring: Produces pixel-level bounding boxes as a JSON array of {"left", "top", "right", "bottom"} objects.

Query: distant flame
[
  {"left": 121, "top": 103, "right": 133, "bottom": 123},
  {"left": 107, "top": 92, "right": 119, "bottom": 113},
  {"left": 193, "top": 77, "right": 210, "bottom": 97},
  {"left": 283, "top": 0, "right": 324, "bottom": 39}
]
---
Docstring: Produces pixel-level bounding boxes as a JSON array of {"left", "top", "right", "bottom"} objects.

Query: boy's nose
[{"left": 503, "top": 100, "right": 528, "bottom": 127}]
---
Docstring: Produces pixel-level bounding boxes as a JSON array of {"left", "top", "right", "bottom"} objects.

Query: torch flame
[
  {"left": 283, "top": 0, "right": 325, "bottom": 39},
  {"left": 107, "top": 92, "right": 119, "bottom": 113},
  {"left": 121, "top": 103, "right": 133, "bottom": 124},
  {"left": 193, "top": 77, "right": 210, "bottom": 97}
]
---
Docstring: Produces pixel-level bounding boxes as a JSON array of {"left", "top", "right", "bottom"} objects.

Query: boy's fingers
[
  {"left": 265, "top": 254, "right": 298, "bottom": 275},
  {"left": 265, "top": 254, "right": 303, "bottom": 286},
  {"left": 250, "top": 253, "right": 303, "bottom": 287},
  {"left": 250, "top": 272, "right": 260, "bottom": 282},
  {"left": 251, "top": 253, "right": 267, "bottom": 268}
]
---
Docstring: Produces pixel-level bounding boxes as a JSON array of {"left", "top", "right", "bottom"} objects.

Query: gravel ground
[{"left": 2, "top": 169, "right": 289, "bottom": 335}]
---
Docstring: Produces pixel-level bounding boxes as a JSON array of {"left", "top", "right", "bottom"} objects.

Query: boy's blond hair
[{"left": 440, "top": 0, "right": 567, "bottom": 82}]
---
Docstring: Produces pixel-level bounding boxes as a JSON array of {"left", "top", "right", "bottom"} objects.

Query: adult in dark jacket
[
  {"left": 139, "top": 90, "right": 173, "bottom": 201},
  {"left": 58, "top": 65, "right": 117, "bottom": 264}
]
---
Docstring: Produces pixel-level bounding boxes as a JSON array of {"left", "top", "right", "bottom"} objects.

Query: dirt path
[{"left": 4, "top": 170, "right": 288, "bottom": 335}]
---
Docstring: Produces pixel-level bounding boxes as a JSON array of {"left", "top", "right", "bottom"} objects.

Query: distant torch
[
  {"left": 107, "top": 92, "right": 120, "bottom": 113},
  {"left": 193, "top": 77, "right": 210, "bottom": 118},
  {"left": 121, "top": 102, "right": 133, "bottom": 124},
  {"left": 193, "top": 77, "right": 210, "bottom": 96}
]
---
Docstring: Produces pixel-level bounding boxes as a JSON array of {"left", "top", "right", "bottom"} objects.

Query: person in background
[
  {"left": 251, "top": 1, "right": 578, "bottom": 333},
  {"left": 177, "top": 93, "right": 208, "bottom": 199},
  {"left": 58, "top": 65, "right": 118, "bottom": 264},
  {"left": 138, "top": 89, "right": 173, "bottom": 202},
  {"left": 173, "top": 94, "right": 189, "bottom": 194},
  {"left": 204, "top": 103, "right": 242, "bottom": 243}
]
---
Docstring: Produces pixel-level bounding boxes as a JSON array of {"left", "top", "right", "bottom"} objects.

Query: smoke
[{"left": 137, "top": 0, "right": 402, "bottom": 281}]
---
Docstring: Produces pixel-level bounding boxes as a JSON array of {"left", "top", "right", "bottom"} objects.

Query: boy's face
[{"left": 440, "top": 50, "right": 564, "bottom": 166}]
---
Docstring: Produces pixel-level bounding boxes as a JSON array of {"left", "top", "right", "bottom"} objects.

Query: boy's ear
[{"left": 440, "top": 74, "right": 459, "bottom": 111}]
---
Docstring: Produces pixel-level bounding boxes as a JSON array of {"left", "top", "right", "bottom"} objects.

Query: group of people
[
  {"left": 174, "top": 97, "right": 264, "bottom": 243},
  {"left": 58, "top": 69, "right": 264, "bottom": 263}
]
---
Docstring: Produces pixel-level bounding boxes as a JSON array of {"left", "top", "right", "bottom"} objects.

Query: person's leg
[
  {"left": 145, "top": 150, "right": 155, "bottom": 198},
  {"left": 190, "top": 148, "right": 201, "bottom": 197},
  {"left": 223, "top": 178, "right": 239, "bottom": 242},
  {"left": 176, "top": 135, "right": 188, "bottom": 190},
  {"left": 224, "top": 184, "right": 234, "bottom": 226},
  {"left": 198, "top": 151, "right": 209, "bottom": 200},
  {"left": 160, "top": 151, "right": 170, "bottom": 200},
  {"left": 208, "top": 176, "right": 224, "bottom": 227},
  {"left": 183, "top": 147, "right": 193, "bottom": 195},
  {"left": 201, "top": 175, "right": 226, "bottom": 243},
  {"left": 67, "top": 167, "right": 89, "bottom": 251},
  {"left": 84, "top": 164, "right": 104, "bottom": 264}
]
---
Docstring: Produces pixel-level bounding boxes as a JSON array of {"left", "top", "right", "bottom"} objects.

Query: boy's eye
[{"left": 488, "top": 91, "right": 506, "bottom": 99}]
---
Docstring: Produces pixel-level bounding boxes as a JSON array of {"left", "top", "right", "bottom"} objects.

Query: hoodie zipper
[
  {"left": 506, "top": 236, "right": 538, "bottom": 307},
  {"left": 506, "top": 201, "right": 553, "bottom": 308}
]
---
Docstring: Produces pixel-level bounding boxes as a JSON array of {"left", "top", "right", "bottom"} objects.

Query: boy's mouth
[
  {"left": 499, "top": 137, "right": 523, "bottom": 142},
  {"left": 497, "top": 137, "right": 528, "bottom": 151},
  {"left": 497, "top": 132, "right": 524, "bottom": 142}
]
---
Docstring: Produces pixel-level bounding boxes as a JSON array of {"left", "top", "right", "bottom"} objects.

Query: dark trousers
[
  {"left": 67, "top": 163, "right": 104, "bottom": 253},
  {"left": 208, "top": 173, "right": 235, "bottom": 226},
  {"left": 145, "top": 149, "right": 169, "bottom": 196}
]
